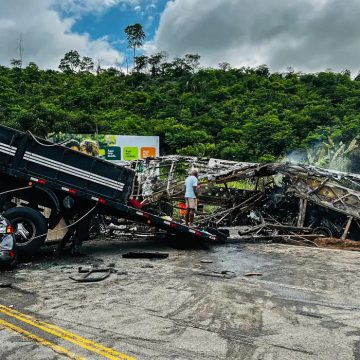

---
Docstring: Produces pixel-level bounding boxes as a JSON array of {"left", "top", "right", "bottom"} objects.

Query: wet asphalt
[{"left": 0, "top": 237, "right": 359, "bottom": 359}]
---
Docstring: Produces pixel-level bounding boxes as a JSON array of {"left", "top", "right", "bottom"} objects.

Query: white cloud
[
  {"left": 154, "top": 0, "right": 360, "bottom": 73},
  {"left": 53, "top": 0, "right": 136, "bottom": 15},
  {"left": 0, "top": 0, "right": 123, "bottom": 69},
  {"left": 143, "top": 40, "right": 157, "bottom": 55}
]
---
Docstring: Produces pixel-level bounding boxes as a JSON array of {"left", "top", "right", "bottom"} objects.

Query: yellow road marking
[
  {"left": 0, "top": 318, "right": 86, "bottom": 360},
  {"left": 0, "top": 305, "right": 136, "bottom": 360}
]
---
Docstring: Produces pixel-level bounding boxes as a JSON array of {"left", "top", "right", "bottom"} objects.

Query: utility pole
[
  {"left": 19, "top": 34, "right": 23, "bottom": 65},
  {"left": 17, "top": 33, "right": 23, "bottom": 68},
  {"left": 10, "top": 34, "right": 24, "bottom": 68}
]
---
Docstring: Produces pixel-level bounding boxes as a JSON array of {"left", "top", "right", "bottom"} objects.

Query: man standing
[{"left": 185, "top": 169, "right": 199, "bottom": 227}]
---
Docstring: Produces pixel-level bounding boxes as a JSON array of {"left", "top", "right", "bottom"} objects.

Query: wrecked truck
[{"left": 0, "top": 125, "right": 221, "bottom": 257}]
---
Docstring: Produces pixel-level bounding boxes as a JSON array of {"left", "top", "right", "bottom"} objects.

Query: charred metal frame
[{"left": 124, "top": 156, "right": 360, "bottom": 241}]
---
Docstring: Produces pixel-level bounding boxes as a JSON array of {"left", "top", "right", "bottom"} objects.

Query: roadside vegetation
[{"left": 1, "top": 28, "right": 360, "bottom": 167}]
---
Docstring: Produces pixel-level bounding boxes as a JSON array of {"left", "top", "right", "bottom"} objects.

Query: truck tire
[{"left": 3, "top": 207, "right": 48, "bottom": 255}]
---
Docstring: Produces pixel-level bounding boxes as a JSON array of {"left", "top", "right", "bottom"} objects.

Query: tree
[
  {"left": 167, "top": 57, "right": 192, "bottom": 77},
  {"left": 134, "top": 55, "right": 148, "bottom": 73},
  {"left": 23, "top": 62, "right": 40, "bottom": 82},
  {"left": 148, "top": 52, "right": 167, "bottom": 76},
  {"left": 184, "top": 54, "right": 201, "bottom": 73},
  {"left": 96, "top": 59, "right": 103, "bottom": 74},
  {"left": 80, "top": 56, "right": 94, "bottom": 73},
  {"left": 255, "top": 64, "right": 270, "bottom": 77},
  {"left": 3, "top": 50, "right": 360, "bottom": 166},
  {"left": 219, "top": 62, "right": 231, "bottom": 71},
  {"left": 59, "top": 50, "right": 81, "bottom": 73},
  {"left": 59, "top": 51, "right": 94, "bottom": 73},
  {"left": 10, "top": 59, "right": 22, "bottom": 68},
  {"left": 124, "top": 24, "right": 145, "bottom": 69}
]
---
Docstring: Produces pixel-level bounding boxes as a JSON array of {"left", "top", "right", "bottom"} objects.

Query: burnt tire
[
  {"left": 3, "top": 207, "right": 48, "bottom": 255},
  {"left": 313, "top": 226, "right": 333, "bottom": 238}
]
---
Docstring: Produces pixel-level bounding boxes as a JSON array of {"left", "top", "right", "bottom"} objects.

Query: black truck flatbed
[{"left": 0, "top": 125, "right": 222, "bottom": 243}]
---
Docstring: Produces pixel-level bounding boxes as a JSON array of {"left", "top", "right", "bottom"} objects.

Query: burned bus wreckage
[{"left": 126, "top": 156, "right": 360, "bottom": 243}]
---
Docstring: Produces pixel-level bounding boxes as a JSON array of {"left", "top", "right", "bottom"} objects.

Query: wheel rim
[
  {"left": 11, "top": 217, "right": 37, "bottom": 246},
  {"left": 313, "top": 226, "right": 333, "bottom": 238}
]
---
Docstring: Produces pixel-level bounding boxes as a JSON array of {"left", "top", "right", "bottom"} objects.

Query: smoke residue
[{"left": 284, "top": 139, "right": 358, "bottom": 173}]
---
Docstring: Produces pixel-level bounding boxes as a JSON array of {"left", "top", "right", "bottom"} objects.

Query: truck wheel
[
  {"left": 313, "top": 226, "right": 333, "bottom": 238},
  {"left": 3, "top": 207, "right": 48, "bottom": 255}
]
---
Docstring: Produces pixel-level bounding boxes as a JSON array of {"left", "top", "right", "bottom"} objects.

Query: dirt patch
[{"left": 314, "top": 238, "right": 360, "bottom": 251}]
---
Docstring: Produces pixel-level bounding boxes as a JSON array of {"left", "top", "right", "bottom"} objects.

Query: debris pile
[{"left": 125, "top": 157, "right": 360, "bottom": 244}]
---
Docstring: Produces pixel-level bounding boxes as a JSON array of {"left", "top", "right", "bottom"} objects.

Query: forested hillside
[{"left": 1, "top": 54, "right": 360, "bottom": 162}]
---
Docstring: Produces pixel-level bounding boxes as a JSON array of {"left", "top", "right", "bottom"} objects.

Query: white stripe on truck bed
[{"left": 23, "top": 151, "right": 125, "bottom": 192}]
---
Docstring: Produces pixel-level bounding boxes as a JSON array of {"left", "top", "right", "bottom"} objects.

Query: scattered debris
[
  {"left": 196, "top": 270, "right": 236, "bottom": 279},
  {"left": 314, "top": 238, "right": 360, "bottom": 251},
  {"left": 244, "top": 272, "right": 263, "bottom": 277},
  {"left": 141, "top": 264, "right": 154, "bottom": 268},
  {"left": 69, "top": 266, "right": 123, "bottom": 282},
  {"left": 122, "top": 252, "right": 169, "bottom": 259},
  {"left": 0, "top": 283, "right": 12, "bottom": 288}
]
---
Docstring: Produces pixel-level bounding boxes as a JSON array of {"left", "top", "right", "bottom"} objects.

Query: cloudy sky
[{"left": 1, "top": 0, "right": 360, "bottom": 73}]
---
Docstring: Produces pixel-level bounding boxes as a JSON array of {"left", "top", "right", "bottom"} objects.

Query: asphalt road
[{"left": 0, "top": 238, "right": 359, "bottom": 359}]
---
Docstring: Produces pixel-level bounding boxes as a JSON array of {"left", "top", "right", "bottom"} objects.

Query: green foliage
[
  {"left": 305, "top": 137, "right": 358, "bottom": 171},
  {"left": 10, "top": 59, "right": 22, "bottom": 68},
  {"left": 1, "top": 55, "right": 360, "bottom": 164},
  {"left": 59, "top": 50, "right": 81, "bottom": 73},
  {"left": 124, "top": 23, "right": 145, "bottom": 66},
  {"left": 59, "top": 51, "right": 94, "bottom": 73},
  {"left": 124, "top": 23, "right": 145, "bottom": 49}
]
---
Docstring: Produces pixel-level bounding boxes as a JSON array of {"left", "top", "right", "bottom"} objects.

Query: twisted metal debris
[{"left": 125, "top": 156, "right": 360, "bottom": 241}]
